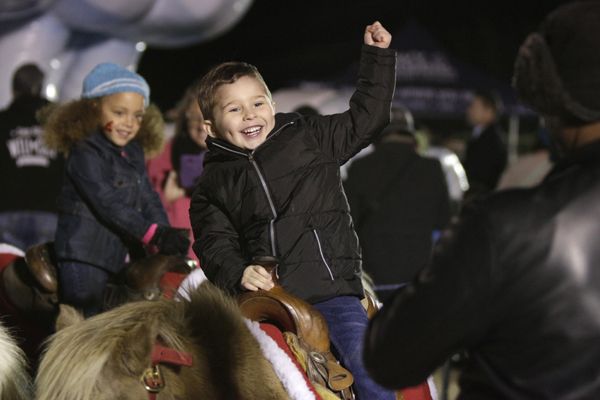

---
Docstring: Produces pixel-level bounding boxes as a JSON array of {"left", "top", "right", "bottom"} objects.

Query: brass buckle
[
  {"left": 140, "top": 364, "right": 165, "bottom": 393},
  {"left": 309, "top": 351, "right": 327, "bottom": 364}
]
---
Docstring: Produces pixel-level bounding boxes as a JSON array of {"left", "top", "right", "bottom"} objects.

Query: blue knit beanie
[{"left": 81, "top": 63, "right": 150, "bottom": 106}]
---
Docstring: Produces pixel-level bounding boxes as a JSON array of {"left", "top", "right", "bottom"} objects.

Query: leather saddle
[
  {"left": 0, "top": 243, "right": 59, "bottom": 320},
  {"left": 238, "top": 256, "right": 377, "bottom": 400},
  {"left": 105, "top": 253, "right": 195, "bottom": 309},
  {"left": 0, "top": 242, "right": 195, "bottom": 318}
]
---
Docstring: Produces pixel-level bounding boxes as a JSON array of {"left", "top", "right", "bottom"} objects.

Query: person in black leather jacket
[
  {"left": 364, "top": 2, "right": 600, "bottom": 399},
  {"left": 191, "top": 23, "right": 396, "bottom": 399}
]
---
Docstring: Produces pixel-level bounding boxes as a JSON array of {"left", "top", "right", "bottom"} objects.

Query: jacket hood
[{"left": 350, "top": 142, "right": 418, "bottom": 198}]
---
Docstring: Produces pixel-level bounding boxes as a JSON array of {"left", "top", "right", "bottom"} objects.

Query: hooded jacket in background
[
  {"left": 344, "top": 141, "right": 451, "bottom": 287},
  {"left": 0, "top": 96, "right": 63, "bottom": 213}
]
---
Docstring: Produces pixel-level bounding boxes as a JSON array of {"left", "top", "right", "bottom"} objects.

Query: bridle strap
[
  {"left": 142, "top": 342, "right": 193, "bottom": 400},
  {"left": 152, "top": 342, "right": 193, "bottom": 367}
]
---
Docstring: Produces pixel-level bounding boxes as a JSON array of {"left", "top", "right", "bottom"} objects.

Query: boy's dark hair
[
  {"left": 197, "top": 62, "right": 272, "bottom": 122},
  {"left": 474, "top": 90, "right": 504, "bottom": 116},
  {"left": 12, "top": 63, "right": 45, "bottom": 97}
]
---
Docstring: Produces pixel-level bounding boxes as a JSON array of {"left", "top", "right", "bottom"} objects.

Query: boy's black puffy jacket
[{"left": 191, "top": 45, "right": 396, "bottom": 304}]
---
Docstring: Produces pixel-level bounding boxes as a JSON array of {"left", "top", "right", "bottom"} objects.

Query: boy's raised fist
[{"left": 364, "top": 21, "right": 392, "bottom": 49}]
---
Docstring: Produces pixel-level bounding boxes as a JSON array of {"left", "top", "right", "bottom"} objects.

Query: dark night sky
[{"left": 138, "top": 0, "right": 571, "bottom": 112}]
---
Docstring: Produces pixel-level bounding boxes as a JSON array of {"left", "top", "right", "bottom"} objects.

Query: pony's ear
[
  {"left": 112, "top": 320, "right": 155, "bottom": 376},
  {"left": 55, "top": 304, "right": 84, "bottom": 331}
]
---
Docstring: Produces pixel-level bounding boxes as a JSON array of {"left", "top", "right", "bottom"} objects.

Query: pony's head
[
  {"left": 36, "top": 298, "right": 191, "bottom": 400},
  {"left": 36, "top": 281, "right": 289, "bottom": 400}
]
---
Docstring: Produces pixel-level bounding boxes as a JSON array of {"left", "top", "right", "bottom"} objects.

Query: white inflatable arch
[{"left": 0, "top": 0, "right": 252, "bottom": 107}]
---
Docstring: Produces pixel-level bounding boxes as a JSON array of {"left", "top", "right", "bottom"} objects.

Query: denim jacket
[{"left": 55, "top": 131, "right": 169, "bottom": 272}]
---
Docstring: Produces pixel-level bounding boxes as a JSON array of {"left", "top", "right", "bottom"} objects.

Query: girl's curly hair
[{"left": 39, "top": 98, "right": 164, "bottom": 156}]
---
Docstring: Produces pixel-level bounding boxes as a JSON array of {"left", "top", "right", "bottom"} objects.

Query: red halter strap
[{"left": 141, "top": 342, "right": 193, "bottom": 400}]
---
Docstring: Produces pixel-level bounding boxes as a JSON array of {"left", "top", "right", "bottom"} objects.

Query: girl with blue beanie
[{"left": 40, "top": 63, "right": 190, "bottom": 317}]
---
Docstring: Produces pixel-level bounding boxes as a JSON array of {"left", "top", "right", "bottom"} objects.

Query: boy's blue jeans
[
  {"left": 59, "top": 261, "right": 111, "bottom": 318},
  {"left": 312, "top": 295, "right": 396, "bottom": 400}
]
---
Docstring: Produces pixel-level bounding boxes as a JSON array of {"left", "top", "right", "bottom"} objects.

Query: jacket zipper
[
  {"left": 250, "top": 155, "right": 278, "bottom": 255},
  {"left": 313, "top": 230, "right": 334, "bottom": 281},
  {"left": 210, "top": 122, "right": 294, "bottom": 257}
]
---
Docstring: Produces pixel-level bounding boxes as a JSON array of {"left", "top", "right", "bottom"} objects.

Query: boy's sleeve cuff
[
  {"left": 142, "top": 223, "right": 158, "bottom": 244},
  {"left": 362, "top": 43, "right": 397, "bottom": 58}
]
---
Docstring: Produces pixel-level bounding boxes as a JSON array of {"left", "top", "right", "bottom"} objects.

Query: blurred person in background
[
  {"left": 146, "top": 83, "right": 208, "bottom": 262},
  {"left": 0, "top": 64, "right": 64, "bottom": 250},
  {"left": 344, "top": 107, "right": 451, "bottom": 303},
  {"left": 292, "top": 104, "right": 319, "bottom": 117},
  {"left": 421, "top": 125, "right": 469, "bottom": 215},
  {"left": 364, "top": 2, "right": 600, "bottom": 398},
  {"left": 463, "top": 91, "right": 507, "bottom": 202}
]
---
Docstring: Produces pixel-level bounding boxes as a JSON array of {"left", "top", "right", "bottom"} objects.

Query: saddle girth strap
[{"left": 141, "top": 342, "right": 193, "bottom": 400}]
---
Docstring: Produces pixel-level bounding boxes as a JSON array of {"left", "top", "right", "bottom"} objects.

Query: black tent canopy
[{"left": 333, "top": 19, "right": 532, "bottom": 119}]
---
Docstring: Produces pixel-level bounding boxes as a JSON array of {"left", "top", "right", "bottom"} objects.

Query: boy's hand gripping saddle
[{"left": 238, "top": 256, "right": 355, "bottom": 400}]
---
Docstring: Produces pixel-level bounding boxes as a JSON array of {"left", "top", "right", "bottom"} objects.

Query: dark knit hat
[{"left": 513, "top": 1, "right": 600, "bottom": 124}]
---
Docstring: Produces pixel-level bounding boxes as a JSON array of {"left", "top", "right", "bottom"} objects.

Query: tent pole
[{"left": 508, "top": 114, "right": 519, "bottom": 163}]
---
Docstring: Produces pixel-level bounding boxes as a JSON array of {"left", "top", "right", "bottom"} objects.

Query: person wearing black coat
[
  {"left": 0, "top": 64, "right": 64, "bottom": 250},
  {"left": 463, "top": 91, "right": 507, "bottom": 201},
  {"left": 344, "top": 107, "right": 451, "bottom": 302},
  {"left": 191, "top": 23, "right": 397, "bottom": 400},
  {"left": 364, "top": 3, "right": 600, "bottom": 399}
]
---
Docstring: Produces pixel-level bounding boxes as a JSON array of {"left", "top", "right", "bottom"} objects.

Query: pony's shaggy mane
[
  {"left": 35, "top": 282, "right": 257, "bottom": 400},
  {"left": 0, "top": 320, "right": 33, "bottom": 400},
  {"left": 36, "top": 300, "right": 183, "bottom": 400}
]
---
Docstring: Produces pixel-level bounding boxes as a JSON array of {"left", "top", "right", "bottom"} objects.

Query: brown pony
[
  {"left": 0, "top": 319, "right": 33, "bottom": 400},
  {"left": 35, "top": 282, "right": 291, "bottom": 400}
]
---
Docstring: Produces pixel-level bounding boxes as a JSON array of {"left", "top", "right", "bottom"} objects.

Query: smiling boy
[
  {"left": 204, "top": 74, "right": 276, "bottom": 150},
  {"left": 191, "top": 22, "right": 396, "bottom": 399}
]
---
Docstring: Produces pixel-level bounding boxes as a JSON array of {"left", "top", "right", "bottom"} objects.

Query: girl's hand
[
  {"left": 164, "top": 170, "right": 186, "bottom": 203},
  {"left": 240, "top": 264, "right": 274, "bottom": 291},
  {"left": 364, "top": 21, "right": 392, "bottom": 49}
]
